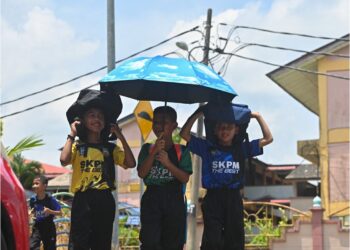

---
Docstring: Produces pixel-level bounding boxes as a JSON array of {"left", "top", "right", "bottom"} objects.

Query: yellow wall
[{"left": 318, "top": 55, "right": 349, "bottom": 218}]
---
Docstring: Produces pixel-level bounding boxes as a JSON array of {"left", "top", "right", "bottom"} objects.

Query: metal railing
[
  {"left": 31, "top": 193, "right": 322, "bottom": 249},
  {"left": 243, "top": 201, "right": 311, "bottom": 248}
]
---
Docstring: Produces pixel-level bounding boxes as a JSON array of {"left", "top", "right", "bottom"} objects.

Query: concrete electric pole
[
  {"left": 107, "top": 1, "right": 119, "bottom": 249},
  {"left": 187, "top": 8, "right": 212, "bottom": 250}
]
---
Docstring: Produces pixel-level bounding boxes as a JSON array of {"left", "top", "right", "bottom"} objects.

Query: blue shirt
[
  {"left": 188, "top": 136, "right": 263, "bottom": 189},
  {"left": 30, "top": 194, "right": 61, "bottom": 223}
]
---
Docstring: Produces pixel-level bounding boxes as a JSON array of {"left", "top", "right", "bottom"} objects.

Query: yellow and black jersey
[{"left": 70, "top": 142, "right": 125, "bottom": 193}]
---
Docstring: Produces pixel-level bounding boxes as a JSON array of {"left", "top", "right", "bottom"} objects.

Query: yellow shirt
[{"left": 70, "top": 143, "right": 125, "bottom": 193}]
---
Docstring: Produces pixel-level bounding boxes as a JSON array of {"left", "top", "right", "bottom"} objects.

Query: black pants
[
  {"left": 30, "top": 220, "right": 56, "bottom": 250},
  {"left": 201, "top": 188, "right": 244, "bottom": 250},
  {"left": 69, "top": 189, "right": 116, "bottom": 250},
  {"left": 140, "top": 184, "right": 186, "bottom": 250}
]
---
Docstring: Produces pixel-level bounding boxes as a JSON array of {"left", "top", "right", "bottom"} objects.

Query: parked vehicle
[
  {"left": 51, "top": 192, "right": 140, "bottom": 227},
  {"left": 119, "top": 202, "right": 140, "bottom": 227},
  {"left": 1, "top": 145, "right": 30, "bottom": 250}
]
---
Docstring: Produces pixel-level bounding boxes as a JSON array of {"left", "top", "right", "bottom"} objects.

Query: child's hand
[
  {"left": 153, "top": 133, "right": 165, "bottom": 154},
  {"left": 110, "top": 123, "right": 123, "bottom": 139},
  {"left": 156, "top": 150, "right": 171, "bottom": 167},
  {"left": 70, "top": 120, "right": 80, "bottom": 136},
  {"left": 250, "top": 112, "right": 260, "bottom": 119},
  {"left": 43, "top": 207, "right": 50, "bottom": 216},
  {"left": 194, "top": 105, "right": 206, "bottom": 116}
]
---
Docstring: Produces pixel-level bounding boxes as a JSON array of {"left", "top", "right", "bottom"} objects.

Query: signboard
[{"left": 133, "top": 101, "right": 153, "bottom": 141}]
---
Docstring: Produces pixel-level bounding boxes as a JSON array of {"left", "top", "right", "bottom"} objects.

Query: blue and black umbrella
[{"left": 99, "top": 56, "right": 237, "bottom": 104}]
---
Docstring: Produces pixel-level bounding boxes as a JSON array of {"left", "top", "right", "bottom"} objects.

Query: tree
[
  {"left": 10, "top": 154, "right": 43, "bottom": 190},
  {"left": 5, "top": 135, "right": 44, "bottom": 157},
  {"left": 1, "top": 119, "right": 45, "bottom": 189}
]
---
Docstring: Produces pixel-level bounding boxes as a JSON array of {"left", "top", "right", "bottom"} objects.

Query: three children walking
[{"left": 57, "top": 88, "right": 272, "bottom": 250}]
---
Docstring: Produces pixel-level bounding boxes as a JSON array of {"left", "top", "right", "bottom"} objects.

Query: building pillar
[{"left": 311, "top": 196, "right": 324, "bottom": 250}]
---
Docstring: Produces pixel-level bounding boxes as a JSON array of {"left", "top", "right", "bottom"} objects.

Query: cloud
[
  {"left": 1, "top": 0, "right": 348, "bottom": 166},
  {"left": 2, "top": 7, "right": 100, "bottom": 96},
  {"left": 150, "top": 0, "right": 347, "bottom": 164}
]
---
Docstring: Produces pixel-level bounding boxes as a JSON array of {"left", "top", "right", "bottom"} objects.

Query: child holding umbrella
[{"left": 137, "top": 106, "right": 192, "bottom": 250}]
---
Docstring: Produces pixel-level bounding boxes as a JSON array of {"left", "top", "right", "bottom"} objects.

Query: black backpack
[{"left": 203, "top": 102, "right": 251, "bottom": 188}]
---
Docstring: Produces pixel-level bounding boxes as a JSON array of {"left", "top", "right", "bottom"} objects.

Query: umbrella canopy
[{"left": 99, "top": 56, "right": 237, "bottom": 104}]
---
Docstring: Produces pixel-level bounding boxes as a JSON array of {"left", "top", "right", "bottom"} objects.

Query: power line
[
  {"left": 0, "top": 83, "right": 98, "bottom": 119},
  {"left": 215, "top": 49, "right": 350, "bottom": 80},
  {"left": 219, "top": 39, "right": 350, "bottom": 58},
  {"left": 1, "top": 25, "right": 200, "bottom": 106},
  {"left": 1, "top": 67, "right": 107, "bottom": 106},
  {"left": 1, "top": 26, "right": 202, "bottom": 119},
  {"left": 219, "top": 23, "right": 349, "bottom": 42}
]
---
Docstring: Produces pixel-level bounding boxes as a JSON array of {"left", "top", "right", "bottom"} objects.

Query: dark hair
[
  {"left": 154, "top": 106, "right": 177, "bottom": 122},
  {"left": 34, "top": 175, "right": 48, "bottom": 185}
]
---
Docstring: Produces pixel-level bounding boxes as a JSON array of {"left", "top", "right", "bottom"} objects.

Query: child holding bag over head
[
  {"left": 180, "top": 103, "right": 273, "bottom": 250},
  {"left": 60, "top": 89, "right": 136, "bottom": 250}
]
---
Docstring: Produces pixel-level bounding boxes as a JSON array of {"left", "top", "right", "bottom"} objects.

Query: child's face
[
  {"left": 214, "top": 122, "right": 237, "bottom": 146},
  {"left": 32, "top": 178, "right": 46, "bottom": 194},
  {"left": 152, "top": 113, "right": 177, "bottom": 139},
  {"left": 83, "top": 108, "right": 105, "bottom": 134}
]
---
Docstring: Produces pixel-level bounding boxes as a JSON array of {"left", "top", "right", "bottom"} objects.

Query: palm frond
[{"left": 6, "top": 135, "right": 44, "bottom": 157}]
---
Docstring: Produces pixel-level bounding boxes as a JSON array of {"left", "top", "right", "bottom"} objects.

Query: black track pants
[
  {"left": 140, "top": 185, "right": 186, "bottom": 250},
  {"left": 30, "top": 220, "right": 57, "bottom": 250},
  {"left": 201, "top": 188, "right": 244, "bottom": 250},
  {"left": 69, "top": 189, "right": 116, "bottom": 250}
]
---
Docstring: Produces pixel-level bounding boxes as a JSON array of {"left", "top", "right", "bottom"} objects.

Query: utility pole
[
  {"left": 140, "top": 136, "right": 144, "bottom": 202},
  {"left": 107, "top": 1, "right": 119, "bottom": 249},
  {"left": 187, "top": 8, "right": 212, "bottom": 250}
]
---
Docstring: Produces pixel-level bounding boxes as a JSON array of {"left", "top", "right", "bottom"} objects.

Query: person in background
[{"left": 29, "top": 175, "right": 62, "bottom": 250}]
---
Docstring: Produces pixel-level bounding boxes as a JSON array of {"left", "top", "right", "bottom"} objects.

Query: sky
[{"left": 1, "top": 0, "right": 349, "bottom": 167}]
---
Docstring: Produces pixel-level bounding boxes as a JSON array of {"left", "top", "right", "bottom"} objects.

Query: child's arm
[
  {"left": 157, "top": 150, "right": 190, "bottom": 183},
  {"left": 43, "top": 206, "right": 62, "bottom": 216},
  {"left": 251, "top": 112, "right": 273, "bottom": 147},
  {"left": 28, "top": 208, "right": 34, "bottom": 216},
  {"left": 60, "top": 120, "right": 80, "bottom": 166},
  {"left": 138, "top": 134, "right": 164, "bottom": 178},
  {"left": 180, "top": 107, "right": 204, "bottom": 142},
  {"left": 110, "top": 124, "right": 136, "bottom": 168}
]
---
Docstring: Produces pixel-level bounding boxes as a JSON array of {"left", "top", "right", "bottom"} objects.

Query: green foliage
[
  {"left": 245, "top": 208, "right": 289, "bottom": 246},
  {"left": 10, "top": 153, "right": 43, "bottom": 189},
  {"left": 119, "top": 218, "right": 140, "bottom": 247},
  {"left": 0, "top": 119, "right": 3, "bottom": 137},
  {"left": 6, "top": 135, "right": 44, "bottom": 157},
  {"left": 172, "top": 128, "right": 182, "bottom": 143}
]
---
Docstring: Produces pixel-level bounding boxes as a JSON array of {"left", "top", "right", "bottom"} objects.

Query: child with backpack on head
[
  {"left": 29, "top": 175, "right": 62, "bottom": 250},
  {"left": 137, "top": 106, "right": 192, "bottom": 250},
  {"left": 180, "top": 103, "right": 273, "bottom": 250},
  {"left": 60, "top": 89, "right": 136, "bottom": 250}
]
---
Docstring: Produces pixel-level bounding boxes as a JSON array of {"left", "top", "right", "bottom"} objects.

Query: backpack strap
[
  {"left": 77, "top": 142, "right": 116, "bottom": 190},
  {"left": 101, "top": 143, "right": 116, "bottom": 190},
  {"left": 174, "top": 144, "right": 183, "bottom": 162}
]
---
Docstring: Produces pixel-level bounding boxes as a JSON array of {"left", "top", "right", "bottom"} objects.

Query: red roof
[{"left": 25, "top": 160, "right": 71, "bottom": 178}]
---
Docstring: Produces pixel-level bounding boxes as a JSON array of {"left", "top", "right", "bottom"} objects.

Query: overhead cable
[
  {"left": 218, "top": 39, "right": 350, "bottom": 58},
  {"left": 215, "top": 50, "right": 350, "bottom": 80},
  {"left": 0, "top": 84, "right": 98, "bottom": 119},
  {"left": 219, "top": 23, "right": 350, "bottom": 42},
  {"left": 1, "top": 26, "right": 200, "bottom": 106}
]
